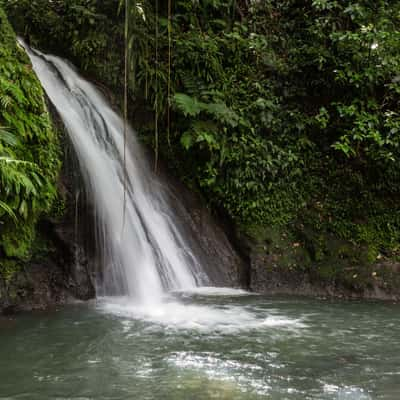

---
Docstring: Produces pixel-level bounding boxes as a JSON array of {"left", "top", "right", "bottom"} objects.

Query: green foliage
[
  {"left": 0, "top": 7, "right": 61, "bottom": 260},
  {"left": 0, "top": 259, "right": 21, "bottom": 283},
  {"left": 3, "top": 0, "right": 125, "bottom": 88},
  {"left": 5, "top": 0, "right": 400, "bottom": 277}
]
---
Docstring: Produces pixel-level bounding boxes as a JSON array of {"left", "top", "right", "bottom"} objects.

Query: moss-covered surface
[
  {"left": 0, "top": 7, "right": 61, "bottom": 281},
  {"left": 244, "top": 219, "right": 400, "bottom": 298}
]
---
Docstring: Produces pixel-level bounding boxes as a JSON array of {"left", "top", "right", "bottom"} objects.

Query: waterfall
[{"left": 21, "top": 41, "right": 209, "bottom": 305}]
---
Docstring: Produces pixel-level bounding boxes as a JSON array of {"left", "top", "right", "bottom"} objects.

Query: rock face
[
  {"left": 245, "top": 229, "right": 400, "bottom": 301},
  {"left": 158, "top": 164, "right": 247, "bottom": 288},
  {"left": 250, "top": 257, "right": 400, "bottom": 301},
  {"left": 0, "top": 134, "right": 96, "bottom": 314},
  {"left": 0, "top": 251, "right": 94, "bottom": 315},
  {"left": 0, "top": 225, "right": 95, "bottom": 315}
]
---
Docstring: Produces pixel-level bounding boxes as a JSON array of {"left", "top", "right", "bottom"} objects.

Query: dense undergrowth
[
  {"left": 0, "top": 7, "right": 61, "bottom": 275},
  {"left": 2, "top": 0, "right": 400, "bottom": 290}
]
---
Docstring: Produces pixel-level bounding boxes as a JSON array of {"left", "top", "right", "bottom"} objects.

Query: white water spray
[{"left": 21, "top": 42, "right": 208, "bottom": 305}]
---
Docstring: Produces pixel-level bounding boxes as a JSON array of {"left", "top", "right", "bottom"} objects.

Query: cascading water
[{"left": 21, "top": 41, "right": 209, "bottom": 305}]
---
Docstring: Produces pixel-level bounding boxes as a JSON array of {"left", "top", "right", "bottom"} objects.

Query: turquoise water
[{"left": 1, "top": 290, "right": 399, "bottom": 399}]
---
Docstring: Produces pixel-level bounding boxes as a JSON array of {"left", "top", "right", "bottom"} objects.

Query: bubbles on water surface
[
  {"left": 323, "top": 383, "right": 372, "bottom": 400},
  {"left": 172, "top": 287, "right": 254, "bottom": 297},
  {"left": 166, "top": 351, "right": 271, "bottom": 396}
]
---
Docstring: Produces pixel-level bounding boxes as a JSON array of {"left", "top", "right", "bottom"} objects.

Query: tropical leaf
[
  {"left": 180, "top": 131, "right": 193, "bottom": 150},
  {"left": 0, "top": 126, "right": 19, "bottom": 146},
  {"left": 173, "top": 93, "right": 206, "bottom": 117},
  {"left": 0, "top": 200, "right": 17, "bottom": 222}
]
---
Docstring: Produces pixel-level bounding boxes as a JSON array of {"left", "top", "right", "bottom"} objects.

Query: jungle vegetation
[
  {"left": 0, "top": 7, "right": 60, "bottom": 269},
  {"left": 1, "top": 0, "right": 400, "bottom": 288}
]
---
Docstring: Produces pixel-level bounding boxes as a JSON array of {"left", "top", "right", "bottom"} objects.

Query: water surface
[{"left": 1, "top": 292, "right": 399, "bottom": 399}]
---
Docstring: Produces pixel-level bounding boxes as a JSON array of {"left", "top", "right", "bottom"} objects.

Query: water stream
[{"left": 21, "top": 41, "right": 208, "bottom": 305}]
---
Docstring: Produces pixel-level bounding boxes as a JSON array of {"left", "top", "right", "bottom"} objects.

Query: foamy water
[
  {"left": 96, "top": 291, "right": 306, "bottom": 333},
  {"left": 173, "top": 286, "right": 255, "bottom": 296}
]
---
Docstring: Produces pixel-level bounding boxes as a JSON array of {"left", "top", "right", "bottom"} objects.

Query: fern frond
[
  {"left": 0, "top": 94, "right": 12, "bottom": 109},
  {"left": 0, "top": 126, "right": 19, "bottom": 146},
  {"left": 0, "top": 200, "right": 17, "bottom": 222},
  {"left": 173, "top": 93, "right": 206, "bottom": 116}
]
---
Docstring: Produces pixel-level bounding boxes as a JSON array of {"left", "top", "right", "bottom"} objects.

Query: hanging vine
[
  {"left": 122, "top": 0, "right": 129, "bottom": 229},
  {"left": 154, "top": 0, "right": 159, "bottom": 172},
  {"left": 167, "top": 0, "right": 172, "bottom": 147}
]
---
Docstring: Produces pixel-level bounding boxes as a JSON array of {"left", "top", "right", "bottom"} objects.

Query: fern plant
[{"left": 0, "top": 6, "right": 61, "bottom": 259}]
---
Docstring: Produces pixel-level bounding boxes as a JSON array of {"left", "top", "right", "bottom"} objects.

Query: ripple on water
[
  {"left": 323, "top": 383, "right": 372, "bottom": 400},
  {"left": 166, "top": 351, "right": 271, "bottom": 396}
]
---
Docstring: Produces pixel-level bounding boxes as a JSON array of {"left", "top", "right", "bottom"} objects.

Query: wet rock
[
  {"left": 165, "top": 179, "right": 247, "bottom": 288},
  {"left": 0, "top": 110, "right": 96, "bottom": 315},
  {"left": 137, "top": 157, "right": 248, "bottom": 289}
]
